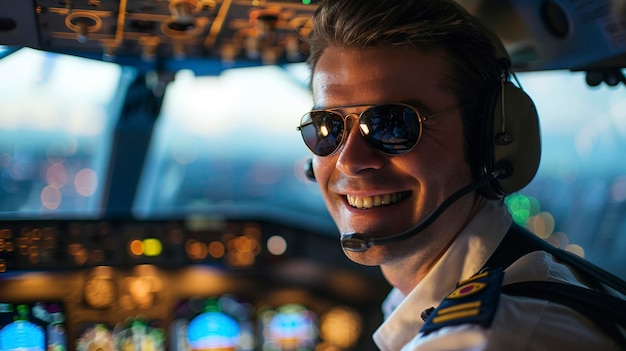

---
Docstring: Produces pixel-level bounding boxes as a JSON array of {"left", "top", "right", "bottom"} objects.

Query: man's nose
[{"left": 335, "top": 117, "right": 385, "bottom": 176}]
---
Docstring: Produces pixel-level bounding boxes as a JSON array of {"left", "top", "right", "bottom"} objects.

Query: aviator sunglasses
[{"left": 297, "top": 103, "right": 460, "bottom": 156}]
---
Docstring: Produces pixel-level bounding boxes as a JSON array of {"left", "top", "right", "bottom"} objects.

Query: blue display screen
[
  {"left": 171, "top": 295, "right": 254, "bottom": 351},
  {"left": 0, "top": 302, "right": 66, "bottom": 351}
]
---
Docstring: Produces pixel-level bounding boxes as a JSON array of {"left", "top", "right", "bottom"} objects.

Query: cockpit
[{"left": 0, "top": 0, "right": 625, "bottom": 350}]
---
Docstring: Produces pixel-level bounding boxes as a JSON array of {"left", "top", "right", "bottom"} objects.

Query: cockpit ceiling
[
  {"left": 0, "top": 0, "right": 319, "bottom": 69},
  {"left": 0, "top": 0, "right": 625, "bottom": 72}
]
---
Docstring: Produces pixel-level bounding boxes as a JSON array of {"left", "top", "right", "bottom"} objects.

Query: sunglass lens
[
  {"left": 300, "top": 111, "right": 345, "bottom": 156},
  {"left": 360, "top": 104, "right": 421, "bottom": 154}
]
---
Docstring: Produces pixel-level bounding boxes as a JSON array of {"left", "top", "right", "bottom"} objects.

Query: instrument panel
[
  {"left": 0, "top": 0, "right": 318, "bottom": 67},
  {"left": 3, "top": 0, "right": 626, "bottom": 72},
  {"left": 0, "top": 219, "right": 389, "bottom": 350}
]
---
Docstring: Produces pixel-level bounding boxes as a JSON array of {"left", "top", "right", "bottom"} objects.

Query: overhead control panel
[
  {"left": 0, "top": 0, "right": 318, "bottom": 66},
  {"left": 2, "top": 0, "right": 626, "bottom": 73}
]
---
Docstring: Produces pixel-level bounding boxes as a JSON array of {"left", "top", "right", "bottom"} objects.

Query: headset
[
  {"left": 473, "top": 27, "right": 541, "bottom": 200},
  {"left": 303, "top": 24, "right": 542, "bottom": 251}
]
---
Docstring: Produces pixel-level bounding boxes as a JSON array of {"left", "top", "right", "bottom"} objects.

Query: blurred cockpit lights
[
  {"left": 505, "top": 193, "right": 588, "bottom": 259},
  {"left": 125, "top": 238, "right": 160, "bottom": 258},
  {"left": 71, "top": 244, "right": 88, "bottom": 265},
  {"left": 129, "top": 239, "right": 143, "bottom": 256},
  {"left": 319, "top": 306, "right": 362, "bottom": 349},
  {"left": 46, "top": 162, "right": 68, "bottom": 188},
  {"left": 506, "top": 194, "right": 532, "bottom": 225},
  {"left": 262, "top": 304, "right": 317, "bottom": 351},
  {"left": 143, "top": 238, "right": 163, "bottom": 257},
  {"left": 267, "top": 235, "right": 287, "bottom": 256},
  {"left": 128, "top": 276, "right": 157, "bottom": 309},
  {"left": 208, "top": 241, "right": 225, "bottom": 258},
  {"left": 528, "top": 211, "right": 556, "bottom": 239},
  {"left": 548, "top": 231, "right": 570, "bottom": 249},
  {"left": 186, "top": 239, "right": 209, "bottom": 260},
  {"left": 75, "top": 168, "right": 98, "bottom": 197},
  {"left": 225, "top": 236, "right": 257, "bottom": 268},
  {"left": 40, "top": 185, "right": 62, "bottom": 210},
  {"left": 187, "top": 310, "right": 240, "bottom": 350}
]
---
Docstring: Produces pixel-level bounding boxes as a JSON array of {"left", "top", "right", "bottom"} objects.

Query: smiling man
[
  {"left": 297, "top": 0, "right": 624, "bottom": 350},
  {"left": 311, "top": 45, "right": 474, "bottom": 282}
]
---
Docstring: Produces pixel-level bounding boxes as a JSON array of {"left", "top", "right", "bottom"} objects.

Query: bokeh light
[
  {"left": 129, "top": 239, "right": 143, "bottom": 256},
  {"left": 267, "top": 235, "right": 287, "bottom": 256},
  {"left": 143, "top": 238, "right": 162, "bottom": 256},
  {"left": 40, "top": 185, "right": 62, "bottom": 210},
  {"left": 319, "top": 306, "right": 362, "bottom": 349},
  {"left": 208, "top": 241, "right": 225, "bottom": 258},
  {"left": 74, "top": 168, "right": 98, "bottom": 197},
  {"left": 505, "top": 193, "right": 540, "bottom": 225},
  {"left": 528, "top": 212, "right": 556, "bottom": 239}
]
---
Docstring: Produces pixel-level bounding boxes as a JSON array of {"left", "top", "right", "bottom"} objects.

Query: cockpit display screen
[{"left": 0, "top": 302, "right": 66, "bottom": 351}]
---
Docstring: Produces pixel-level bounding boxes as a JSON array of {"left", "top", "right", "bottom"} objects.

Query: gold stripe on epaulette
[
  {"left": 432, "top": 307, "right": 481, "bottom": 324},
  {"left": 437, "top": 300, "right": 481, "bottom": 315}
]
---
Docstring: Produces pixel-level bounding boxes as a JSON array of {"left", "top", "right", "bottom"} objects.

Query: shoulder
[
  {"left": 503, "top": 250, "right": 588, "bottom": 286},
  {"left": 415, "top": 265, "right": 621, "bottom": 351},
  {"left": 411, "top": 294, "right": 620, "bottom": 351},
  {"left": 420, "top": 268, "right": 504, "bottom": 336}
]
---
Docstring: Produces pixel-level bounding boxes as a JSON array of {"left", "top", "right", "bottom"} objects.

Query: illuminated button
[
  {"left": 267, "top": 235, "right": 287, "bottom": 256},
  {"left": 143, "top": 238, "right": 162, "bottom": 257},
  {"left": 129, "top": 240, "right": 143, "bottom": 256}
]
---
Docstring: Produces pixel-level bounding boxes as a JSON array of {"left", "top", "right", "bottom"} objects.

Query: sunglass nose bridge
[
  {"left": 343, "top": 112, "right": 373, "bottom": 137},
  {"left": 343, "top": 112, "right": 360, "bottom": 122},
  {"left": 342, "top": 112, "right": 362, "bottom": 132}
]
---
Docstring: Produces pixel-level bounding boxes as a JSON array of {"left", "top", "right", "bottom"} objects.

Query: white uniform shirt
[{"left": 373, "top": 201, "right": 622, "bottom": 351}]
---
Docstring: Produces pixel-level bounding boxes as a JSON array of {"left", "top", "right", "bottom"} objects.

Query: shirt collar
[{"left": 373, "top": 200, "right": 512, "bottom": 351}]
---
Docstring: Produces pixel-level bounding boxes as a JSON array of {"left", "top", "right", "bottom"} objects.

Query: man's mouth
[{"left": 346, "top": 191, "right": 411, "bottom": 209}]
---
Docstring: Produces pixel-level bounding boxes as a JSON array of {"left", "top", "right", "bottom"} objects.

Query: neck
[{"left": 381, "top": 195, "right": 486, "bottom": 296}]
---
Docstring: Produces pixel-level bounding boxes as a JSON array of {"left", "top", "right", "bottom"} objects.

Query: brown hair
[{"left": 306, "top": 0, "right": 506, "bottom": 162}]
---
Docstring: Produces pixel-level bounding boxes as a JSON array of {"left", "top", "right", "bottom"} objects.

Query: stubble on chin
[{"left": 341, "top": 222, "right": 452, "bottom": 270}]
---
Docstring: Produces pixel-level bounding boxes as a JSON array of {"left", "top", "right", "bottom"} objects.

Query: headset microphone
[{"left": 340, "top": 165, "right": 509, "bottom": 252}]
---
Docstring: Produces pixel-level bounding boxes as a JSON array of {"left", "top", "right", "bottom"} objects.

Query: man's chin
[{"left": 343, "top": 246, "right": 388, "bottom": 267}]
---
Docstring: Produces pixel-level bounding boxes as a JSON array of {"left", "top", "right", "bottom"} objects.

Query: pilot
[{"left": 296, "top": 0, "right": 624, "bottom": 349}]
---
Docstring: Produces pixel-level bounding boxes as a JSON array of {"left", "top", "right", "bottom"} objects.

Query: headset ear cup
[
  {"left": 305, "top": 158, "right": 316, "bottom": 182},
  {"left": 478, "top": 82, "right": 541, "bottom": 199}
]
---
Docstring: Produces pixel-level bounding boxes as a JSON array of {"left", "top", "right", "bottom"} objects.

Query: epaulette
[{"left": 420, "top": 267, "right": 504, "bottom": 336}]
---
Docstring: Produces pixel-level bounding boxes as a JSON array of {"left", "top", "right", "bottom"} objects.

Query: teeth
[{"left": 347, "top": 192, "right": 408, "bottom": 209}]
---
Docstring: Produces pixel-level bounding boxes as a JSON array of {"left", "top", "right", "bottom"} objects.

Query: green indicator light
[
  {"left": 302, "top": 0, "right": 312, "bottom": 4},
  {"left": 505, "top": 193, "right": 532, "bottom": 225}
]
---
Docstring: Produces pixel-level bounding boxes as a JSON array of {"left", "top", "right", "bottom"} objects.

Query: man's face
[{"left": 310, "top": 46, "right": 476, "bottom": 266}]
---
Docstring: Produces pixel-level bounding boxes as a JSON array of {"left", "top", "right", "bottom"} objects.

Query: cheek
[{"left": 406, "top": 133, "right": 473, "bottom": 187}]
